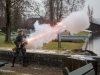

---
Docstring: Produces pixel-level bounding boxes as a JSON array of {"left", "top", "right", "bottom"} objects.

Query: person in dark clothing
[{"left": 11, "top": 29, "right": 28, "bottom": 67}]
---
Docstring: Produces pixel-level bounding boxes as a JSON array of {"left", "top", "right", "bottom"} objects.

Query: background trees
[
  {"left": 0, "top": 0, "right": 30, "bottom": 42},
  {"left": 43, "top": 0, "right": 85, "bottom": 26},
  {"left": 0, "top": 0, "right": 85, "bottom": 42}
]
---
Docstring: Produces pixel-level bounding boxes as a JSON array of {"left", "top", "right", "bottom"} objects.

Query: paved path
[{"left": 0, "top": 63, "right": 63, "bottom": 75}]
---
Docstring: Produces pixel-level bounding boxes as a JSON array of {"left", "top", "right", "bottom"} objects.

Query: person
[{"left": 11, "top": 29, "right": 28, "bottom": 67}]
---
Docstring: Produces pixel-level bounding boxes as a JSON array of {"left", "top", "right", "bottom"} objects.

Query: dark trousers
[{"left": 12, "top": 48, "right": 27, "bottom": 65}]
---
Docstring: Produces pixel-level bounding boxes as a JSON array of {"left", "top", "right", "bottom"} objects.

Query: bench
[
  {"left": 0, "top": 62, "right": 8, "bottom": 67},
  {"left": 63, "top": 63, "right": 95, "bottom": 75}
]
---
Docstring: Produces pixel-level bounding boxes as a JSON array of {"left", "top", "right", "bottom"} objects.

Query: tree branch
[{"left": 0, "top": 0, "right": 6, "bottom": 10}]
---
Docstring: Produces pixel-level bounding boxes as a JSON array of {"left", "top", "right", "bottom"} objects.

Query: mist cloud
[{"left": 26, "top": 10, "right": 90, "bottom": 49}]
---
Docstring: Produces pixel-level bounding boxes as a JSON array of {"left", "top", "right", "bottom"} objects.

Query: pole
[{"left": 58, "top": 33, "right": 61, "bottom": 48}]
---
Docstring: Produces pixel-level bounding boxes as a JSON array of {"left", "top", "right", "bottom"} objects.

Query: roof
[
  {"left": 22, "top": 18, "right": 44, "bottom": 29},
  {"left": 88, "top": 22, "right": 100, "bottom": 32}
]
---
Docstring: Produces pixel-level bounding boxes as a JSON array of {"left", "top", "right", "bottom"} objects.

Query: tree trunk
[
  {"left": 49, "top": 0, "right": 54, "bottom": 26},
  {"left": 5, "top": 0, "right": 11, "bottom": 42},
  {"left": 56, "top": 0, "right": 59, "bottom": 22},
  {"left": 59, "top": 0, "right": 63, "bottom": 21}
]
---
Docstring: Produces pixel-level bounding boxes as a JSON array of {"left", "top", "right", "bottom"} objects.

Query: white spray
[{"left": 26, "top": 10, "right": 90, "bottom": 49}]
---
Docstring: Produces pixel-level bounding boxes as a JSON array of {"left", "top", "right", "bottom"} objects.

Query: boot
[
  {"left": 11, "top": 60, "right": 15, "bottom": 67},
  {"left": 11, "top": 63, "right": 14, "bottom": 67},
  {"left": 23, "top": 59, "right": 28, "bottom": 67},
  {"left": 23, "top": 59, "right": 25, "bottom": 67}
]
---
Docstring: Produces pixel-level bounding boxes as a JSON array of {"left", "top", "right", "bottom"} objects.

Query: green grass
[
  {"left": 0, "top": 32, "right": 4, "bottom": 35},
  {"left": 61, "top": 31, "right": 89, "bottom": 36},
  {"left": 0, "top": 35, "right": 84, "bottom": 50},
  {"left": 0, "top": 31, "right": 87, "bottom": 50},
  {"left": 43, "top": 41, "right": 83, "bottom": 50},
  {"left": 0, "top": 35, "right": 15, "bottom": 48},
  {"left": 75, "top": 31, "right": 89, "bottom": 36},
  {"left": 0, "top": 72, "right": 30, "bottom": 75}
]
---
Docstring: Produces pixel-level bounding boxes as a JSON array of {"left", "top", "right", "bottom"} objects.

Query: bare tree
[
  {"left": 11, "top": 7, "right": 22, "bottom": 28},
  {"left": 0, "top": 0, "right": 85, "bottom": 42},
  {"left": 0, "top": 0, "right": 31, "bottom": 42},
  {"left": 0, "top": 0, "right": 6, "bottom": 28},
  {"left": 88, "top": 5, "right": 93, "bottom": 22},
  {"left": 43, "top": 0, "right": 85, "bottom": 26},
  {"left": 64, "top": 0, "right": 85, "bottom": 14},
  {"left": 5, "top": 0, "right": 11, "bottom": 42},
  {"left": 43, "top": 0, "right": 63, "bottom": 26}
]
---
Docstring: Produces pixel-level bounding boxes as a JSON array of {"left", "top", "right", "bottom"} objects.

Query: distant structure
[
  {"left": 84, "top": 0, "right": 100, "bottom": 24},
  {"left": 25, "top": 17, "right": 43, "bottom": 29},
  {"left": 88, "top": 22, "right": 100, "bottom": 32}
]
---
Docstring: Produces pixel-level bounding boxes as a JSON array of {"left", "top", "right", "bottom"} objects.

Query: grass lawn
[
  {"left": 0, "top": 35, "right": 15, "bottom": 48},
  {"left": 62, "top": 31, "right": 89, "bottom": 35},
  {"left": 0, "top": 31, "right": 87, "bottom": 50},
  {"left": 43, "top": 41, "right": 83, "bottom": 51},
  {"left": 0, "top": 35, "right": 83, "bottom": 50}
]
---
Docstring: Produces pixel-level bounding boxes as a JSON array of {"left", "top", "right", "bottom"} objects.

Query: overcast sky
[{"left": 84, "top": 0, "right": 100, "bottom": 24}]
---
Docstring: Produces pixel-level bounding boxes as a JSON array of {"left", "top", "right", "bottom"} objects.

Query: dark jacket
[{"left": 14, "top": 34, "right": 27, "bottom": 52}]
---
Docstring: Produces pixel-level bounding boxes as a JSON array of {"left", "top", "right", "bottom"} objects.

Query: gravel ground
[{"left": 0, "top": 63, "right": 63, "bottom": 75}]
